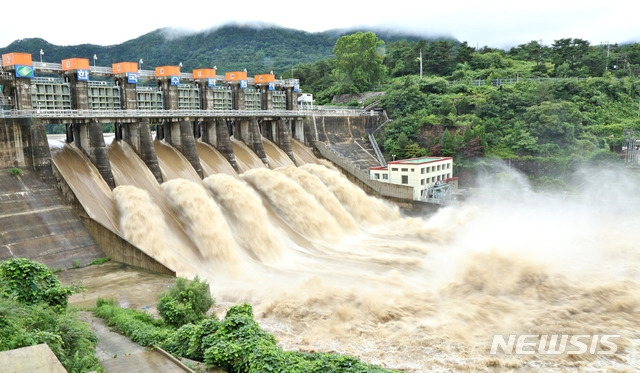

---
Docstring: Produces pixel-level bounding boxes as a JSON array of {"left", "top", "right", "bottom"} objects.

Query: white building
[{"left": 369, "top": 156, "right": 455, "bottom": 201}]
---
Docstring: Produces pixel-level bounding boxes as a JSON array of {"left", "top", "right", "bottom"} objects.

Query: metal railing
[
  {"left": 368, "top": 133, "right": 387, "bottom": 167},
  {"left": 449, "top": 76, "right": 592, "bottom": 87},
  {"left": 0, "top": 105, "right": 368, "bottom": 119},
  {"left": 314, "top": 140, "right": 414, "bottom": 201},
  {"left": 0, "top": 108, "right": 296, "bottom": 118}
]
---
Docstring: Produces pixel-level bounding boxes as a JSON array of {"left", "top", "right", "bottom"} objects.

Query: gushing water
[
  {"left": 300, "top": 163, "right": 402, "bottom": 225},
  {"left": 161, "top": 179, "right": 240, "bottom": 268},
  {"left": 113, "top": 185, "right": 186, "bottom": 273},
  {"left": 59, "top": 139, "right": 640, "bottom": 372},
  {"left": 275, "top": 166, "right": 358, "bottom": 233},
  {"left": 241, "top": 168, "right": 346, "bottom": 242},
  {"left": 203, "top": 173, "right": 284, "bottom": 262}
]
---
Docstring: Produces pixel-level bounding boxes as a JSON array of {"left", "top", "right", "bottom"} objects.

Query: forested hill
[{"left": 0, "top": 24, "right": 433, "bottom": 76}]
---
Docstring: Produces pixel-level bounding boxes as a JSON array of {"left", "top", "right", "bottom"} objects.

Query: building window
[
  {"left": 432, "top": 176, "right": 436, "bottom": 182},
  {"left": 391, "top": 168, "right": 398, "bottom": 171},
  {"left": 421, "top": 179, "right": 425, "bottom": 185},
  {"left": 401, "top": 175, "right": 408, "bottom": 184},
  {"left": 447, "top": 163, "right": 451, "bottom": 169},
  {"left": 375, "top": 173, "right": 380, "bottom": 179},
  {"left": 421, "top": 168, "right": 425, "bottom": 174},
  {"left": 401, "top": 168, "right": 408, "bottom": 172},
  {"left": 437, "top": 165, "right": 441, "bottom": 171},
  {"left": 383, "top": 174, "right": 388, "bottom": 180}
]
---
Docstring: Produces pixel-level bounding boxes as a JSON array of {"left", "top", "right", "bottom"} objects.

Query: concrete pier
[
  {"left": 72, "top": 120, "right": 116, "bottom": 189},
  {"left": 201, "top": 118, "right": 239, "bottom": 171},
  {"left": 163, "top": 120, "right": 204, "bottom": 178},
  {"left": 121, "top": 118, "right": 163, "bottom": 183},
  {"left": 236, "top": 118, "right": 269, "bottom": 167}
]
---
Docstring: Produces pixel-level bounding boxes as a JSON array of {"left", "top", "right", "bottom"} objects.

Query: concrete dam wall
[
  {"left": 301, "top": 114, "right": 381, "bottom": 169},
  {"left": 0, "top": 113, "right": 409, "bottom": 273},
  {"left": 0, "top": 119, "right": 176, "bottom": 274},
  {"left": 0, "top": 119, "right": 105, "bottom": 269}
]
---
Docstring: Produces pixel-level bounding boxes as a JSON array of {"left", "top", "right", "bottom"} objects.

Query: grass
[{"left": 89, "top": 257, "right": 111, "bottom": 266}]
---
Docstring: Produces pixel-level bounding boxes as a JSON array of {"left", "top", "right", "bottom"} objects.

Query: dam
[{"left": 1, "top": 52, "right": 639, "bottom": 372}]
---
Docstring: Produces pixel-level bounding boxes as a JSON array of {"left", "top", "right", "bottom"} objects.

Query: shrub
[
  {"left": 0, "top": 258, "right": 83, "bottom": 312},
  {"left": 202, "top": 303, "right": 277, "bottom": 372},
  {"left": 94, "top": 299, "right": 399, "bottom": 373},
  {"left": 157, "top": 275, "right": 214, "bottom": 328},
  {"left": 9, "top": 167, "right": 22, "bottom": 177},
  {"left": 94, "top": 300, "right": 171, "bottom": 347},
  {"left": 89, "top": 257, "right": 110, "bottom": 266},
  {"left": 0, "top": 262, "right": 101, "bottom": 373}
]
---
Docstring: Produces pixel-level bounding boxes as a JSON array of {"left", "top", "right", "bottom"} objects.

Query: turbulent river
[{"left": 49, "top": 136, "right": 640, "bottom": 372}]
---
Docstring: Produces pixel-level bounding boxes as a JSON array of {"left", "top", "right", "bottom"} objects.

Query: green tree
[
  {"left": 380, "top": 78, "right": 429, "bottom": 117},
  {"left": 455, "top": 41, "right": 476, "bottom": 64},
  {"left": 332, "top": 32, "right": 387, "bottom": 93},
  {"left": 384, "top": 40, "right": 413, "bottom": 77},
  {"left": 439, "top": 130, "right": 455, "bottom": 156},
  {"left": 0, "top": 258, "right": 81, "bottom": 311},
  {"left": 522, "top": 101, "right": 584, "bottom": 150},
  {"left": 425, "top": 40, "right": 455, "bottom": 76},
  {"left": 581, "top": 46, "right": 608, "bottom": 76},
  {"left": 550, "top": 38, "right": 590, "bottom": 76},
  {"left": 157, "top": 275, "right": 215, "bottom": 328},
  {"left": 403, "top": 143, "right": 427, "bottom": 158}
]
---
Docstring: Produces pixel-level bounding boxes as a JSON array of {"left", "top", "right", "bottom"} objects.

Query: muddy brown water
[{"left": 58, "top": 261, "right": 176, "bottom": 312}]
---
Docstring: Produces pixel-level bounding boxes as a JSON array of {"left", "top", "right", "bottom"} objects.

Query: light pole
[
  {"left": 93, "top": 54, "right": 97, "bottom": 68},
  {"left": 139, "top": 58, "right": 143, "bottom": 72},
  {"left": 39, "top": 49, "right": 44, "bottom": 63}
]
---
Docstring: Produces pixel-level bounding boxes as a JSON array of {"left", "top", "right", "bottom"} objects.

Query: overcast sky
[{"left": 1, "top": 0, "right": 638, "bottom": 50}]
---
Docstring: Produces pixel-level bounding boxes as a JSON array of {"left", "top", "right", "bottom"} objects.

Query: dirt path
[{"left": 77, "top": 311, "right": 190, "bottom": 373}]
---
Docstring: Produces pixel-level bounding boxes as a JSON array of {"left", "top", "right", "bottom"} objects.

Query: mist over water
[{"left": 53, "top": 136, "right": 640, "bottom": 372}]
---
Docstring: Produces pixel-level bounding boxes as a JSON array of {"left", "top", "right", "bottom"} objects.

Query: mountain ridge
[{"left": 0, "top": 23, "right": 445, "bottom": 76}]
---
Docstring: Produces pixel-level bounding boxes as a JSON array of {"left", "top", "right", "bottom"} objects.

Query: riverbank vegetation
[
  {"left": 0, "top": 258, "right": 101, "bottom": 372},
  {"left": 94, "top": 275, "right": 397, "bottom": 373}
]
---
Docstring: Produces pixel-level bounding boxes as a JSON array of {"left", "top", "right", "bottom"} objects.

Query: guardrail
[
  {"left": 449, "top": 76, "right": 592, "bottom": 87},
  {"left": 0, "top": 107, "right": 366, "bottom": 119},
  {"left": 314, "top": 140, "right": 414, "bottom": 201}
]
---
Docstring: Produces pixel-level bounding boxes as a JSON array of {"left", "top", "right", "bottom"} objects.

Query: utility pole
[
  {"left": 601, "top": 41, "right": 610, "bottom": 70},
  {"left": 419, "top": 49, "right": 423, "bottom": 80}
]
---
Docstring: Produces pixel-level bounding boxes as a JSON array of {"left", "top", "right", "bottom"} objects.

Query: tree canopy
[{"left": 332, "top": 32, "right": 387, "bottom": 93}]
